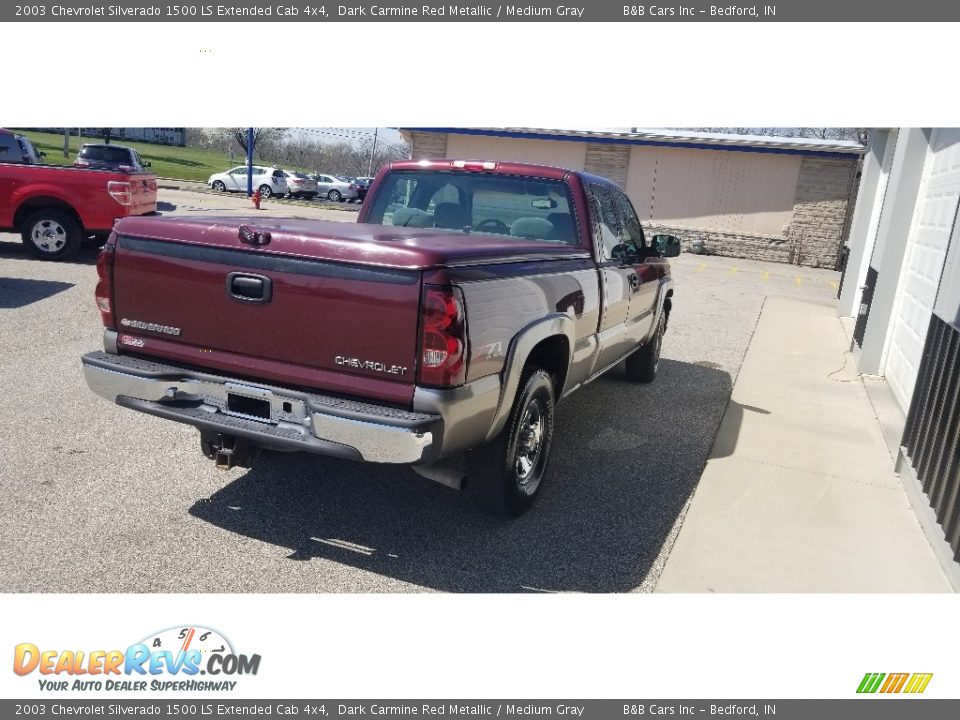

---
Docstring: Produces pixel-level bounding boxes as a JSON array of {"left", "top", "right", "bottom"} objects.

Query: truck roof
[
  {"left": 385, "top": 158, "right": 573, "bottom": 180},
  {"left": 384, "top": 158, "right": 620, "bottom": 189}
]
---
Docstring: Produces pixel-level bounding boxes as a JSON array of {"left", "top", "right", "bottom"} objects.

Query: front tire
[
  {"left": 466, "top": 369, "right": 555, "bottom": 516},
  {"left": 327, "top": 189, "right": 341, "bottom": 202},
  {"left": 625, "top": 309, "right": 666, "bottom": 383},
  {"left": 21, "top": 209, "right": 83, "bottom": 260},
  {"left": 212, "top": 180, "right": 226, "bottom": 192},
  {"left": 258, "top": 184, "right": 273, "bottom": 199}
]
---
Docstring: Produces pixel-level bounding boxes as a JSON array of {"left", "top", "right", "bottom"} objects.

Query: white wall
[{"left": 626, "top": 145, "right": 801, "bottom": 237}]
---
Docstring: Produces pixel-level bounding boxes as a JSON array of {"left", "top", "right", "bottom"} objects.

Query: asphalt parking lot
[{"left": 0, "top": 189, "right": 841, "bottom": 593}]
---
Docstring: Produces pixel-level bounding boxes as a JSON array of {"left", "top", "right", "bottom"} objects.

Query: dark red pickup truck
[
  {"left": 0, "top": 130, "right": 157, "bottom": 260},
  {"left": 81, "top": 159, "right": 678, "bottom": 514}
]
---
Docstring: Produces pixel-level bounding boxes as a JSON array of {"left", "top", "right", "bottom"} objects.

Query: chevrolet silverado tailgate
[{"left": 110, "top": 217, "right": 422, "bottom": 405}]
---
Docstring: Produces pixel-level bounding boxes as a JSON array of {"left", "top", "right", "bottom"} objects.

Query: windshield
[{"left": 365, "top": 170, "right": 579, "bottom": 245}]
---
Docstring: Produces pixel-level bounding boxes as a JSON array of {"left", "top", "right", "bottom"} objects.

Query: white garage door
[{"left": 885, "top": 129, "right": 960, "bottom": 412}]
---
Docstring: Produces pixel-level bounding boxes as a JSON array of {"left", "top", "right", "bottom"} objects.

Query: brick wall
[
  {"left": 785, "top": 157, "right": 858, "bottom": 268},
  {"left": 409, "top": 131, "right": 447, "bottom": 159}
]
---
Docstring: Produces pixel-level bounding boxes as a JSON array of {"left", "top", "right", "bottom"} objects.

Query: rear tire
[
  {"left": 212, "top": 180, "right": 226, "bottom": 192},
  {"left": 466, "top": 369, "right": 555, "bottom": 516},
  {"left": 625, "top": 309, "right": 666, "bottom": 383},
  {"left": 21, "top": 209, "right": 83, "bottom": 261},
  {"left": 327, "top": 189, "right": 341, "bottom": 202}
]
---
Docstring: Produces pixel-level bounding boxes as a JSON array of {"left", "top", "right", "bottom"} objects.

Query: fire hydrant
[{"left": 251, "top": 189, "right": 262, "bottom": 210}]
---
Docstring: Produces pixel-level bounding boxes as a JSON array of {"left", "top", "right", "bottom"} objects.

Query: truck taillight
[
  {"left": 418, "top": 286, "right": 467, "bottom": 388},
  {"left": 107, "top": 181, "right": 132, "bottom": 206},
  {"left": 94, "top": 245, "right": 115, "bottom": 328}
]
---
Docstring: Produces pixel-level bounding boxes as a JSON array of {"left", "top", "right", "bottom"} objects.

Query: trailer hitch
[{"left": 200, "top": 432, "right": 257, "bottom": 470}]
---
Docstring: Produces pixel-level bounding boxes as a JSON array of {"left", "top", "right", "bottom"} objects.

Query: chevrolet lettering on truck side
[{"left": 81, "top": 160, "right": 678, "bottom": 515}]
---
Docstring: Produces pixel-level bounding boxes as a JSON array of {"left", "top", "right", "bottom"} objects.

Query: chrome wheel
[
  {"left": 328, "top": 190, "right": 341, "bottom": 202},
  {"left": 515, "top": 398, "right": 545, "bottom": 487},
  {"left": 30, "top": 219, "right": 68, "bottom": 254},
  {"left": 259, "top": 184, "right": 272, "bottom": 198},
  {"left": 212, "top": 180, "right": 226, "bottom": 192}
]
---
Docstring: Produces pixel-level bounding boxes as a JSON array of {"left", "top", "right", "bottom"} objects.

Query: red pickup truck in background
[{"left": 0, "top": 128, "right": 157, "bottom": 260}]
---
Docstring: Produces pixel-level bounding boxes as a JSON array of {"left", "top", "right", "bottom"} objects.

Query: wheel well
[
  {"left": 522, "top": 335, "right": 570, "bottom": 397},
  {"left": 13, "top": 197, "right": 83, "bottom": 233}
]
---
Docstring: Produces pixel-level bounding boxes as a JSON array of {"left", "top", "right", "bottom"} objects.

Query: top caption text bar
[{"left": 6, "top": 0, "right": 960, "bottom": 22}]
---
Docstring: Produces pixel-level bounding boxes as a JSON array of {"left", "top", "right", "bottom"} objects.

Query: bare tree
[
  {"left": 684, "top": 127, "right": 868, "bottom": 144},
  {"left": 218, "top": 128, "right": 287, "bottom": 155}
]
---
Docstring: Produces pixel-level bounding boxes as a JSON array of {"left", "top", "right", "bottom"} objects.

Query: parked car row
[{"left": 206, "top": 166, "right": 373, "bottom": 203}]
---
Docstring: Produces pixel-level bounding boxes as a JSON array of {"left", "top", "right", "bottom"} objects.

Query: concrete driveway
[{"left": 0, "top": 191, "right": 843, "bottom": 593}]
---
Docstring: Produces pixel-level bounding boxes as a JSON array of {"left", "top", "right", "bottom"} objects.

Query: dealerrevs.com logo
[{"left": 13, "top": 626, "right": 261, "bottom": 692}]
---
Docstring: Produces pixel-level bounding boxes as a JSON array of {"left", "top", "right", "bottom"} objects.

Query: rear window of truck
[
  {"left": 366, "top": 170, "right": 579, "bottom": 246},
  {"left": 80, "top": 146, "right": 133, "bottom": 163}
]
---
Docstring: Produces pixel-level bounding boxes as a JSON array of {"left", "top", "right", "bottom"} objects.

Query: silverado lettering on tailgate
[{"left": 120, "top": 318, "right": 182, "bottom": 336}]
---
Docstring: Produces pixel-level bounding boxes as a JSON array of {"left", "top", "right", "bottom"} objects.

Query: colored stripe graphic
[
  {"left": 880, "top": 673, "right": 908, "bottom": 693},
  {"left": 904, "top": 673, "right": 933, "bottom": 694},
  {"left": 857, "top": 672, "right": 932, "bottom": 694},
  {"left": 857, "top": 673, "right": 885, "bottom": 693}
]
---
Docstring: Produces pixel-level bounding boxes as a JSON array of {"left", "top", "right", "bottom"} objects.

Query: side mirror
[
  {"left": 143, "top": 160, "right": 152, "bottom": 168},
  {"left": 653, "top": 234, "right": 681, "bottom": 258}
]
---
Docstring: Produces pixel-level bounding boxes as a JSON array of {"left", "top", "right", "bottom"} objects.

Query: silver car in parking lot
[
  {"left": 283, "top": 171, "right": 318, "bottom": 199},
  {"left": 310, "top": 173, "right": 357, "bottom": 202}
]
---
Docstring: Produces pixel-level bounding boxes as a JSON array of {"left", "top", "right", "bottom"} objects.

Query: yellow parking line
[
  {"left": 795, "top": 276, "right": 803, "bottom": 286},
  {"left": 696, "top": 263, "right": 706, "bottom": 273},
  {"left": 762, "top": 271, "right": 770, "bottom": 282},
  {"left": 728, "top": 266, "right": 739, "bottom": 276},
  {"left": 829, "top": 281, "right": 838, "bottom": 290}
]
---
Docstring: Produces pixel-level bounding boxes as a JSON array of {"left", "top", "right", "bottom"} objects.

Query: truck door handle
[
  {"left": 227, "top": 272, "right": 272, "bottom": 303},
  {"left": 628, "top": 273, "right": 640, "bottom": 291}
]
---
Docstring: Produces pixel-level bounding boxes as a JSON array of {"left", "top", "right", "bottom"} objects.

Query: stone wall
[
  {"left": 409, "top": 131, "right": 447, "bottom": 159},
  {"left": 785, "top": 157, "right": 858, "bottom": 268},
  {"left": 584, "top": 143, "right": 630, "bottom": 188},
  {"left": 643, "top": 223, "right": 797, "bottom": 264}
]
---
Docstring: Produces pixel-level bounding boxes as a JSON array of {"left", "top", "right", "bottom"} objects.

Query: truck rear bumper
[{"left": 81, "top": 351, "right": 444, "bottom": 464}]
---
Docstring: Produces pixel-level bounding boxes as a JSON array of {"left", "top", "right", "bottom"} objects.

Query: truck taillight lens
[
  {"left": 418, "top": 286, "right": 467, "bottom": 388},
  {"left": 95, "top": 245, "right": 115, "bottom": 328},
  {"left": 107, "top": 181, "right": 132, "bottom": 206}
]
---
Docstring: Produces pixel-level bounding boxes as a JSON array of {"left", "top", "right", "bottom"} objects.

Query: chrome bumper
[{"left": 81, "top": 352, "right": 442, "bottom": 464}]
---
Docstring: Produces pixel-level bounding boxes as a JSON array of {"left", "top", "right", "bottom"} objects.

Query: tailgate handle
[{"left": 227, "top": 272, "right": 272, "bottom": 303}]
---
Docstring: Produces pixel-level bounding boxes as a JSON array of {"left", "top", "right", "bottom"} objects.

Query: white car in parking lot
[
  {"left": 208, "top": 166, "right": 288, "bottom": 198},
  {"left": 309, "top": 173, "right": 357, "bottom": 202}
]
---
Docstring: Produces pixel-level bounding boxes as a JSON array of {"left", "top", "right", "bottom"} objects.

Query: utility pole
[
  {"left": 62, "top": 128, "right": 69, "bottom": 158},
  {"left": 367, "top": 128, "right": 379, "bottom": 177}
]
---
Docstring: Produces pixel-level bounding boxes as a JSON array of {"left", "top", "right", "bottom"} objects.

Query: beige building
[{"left": 399, "top": 127, "right": 864, "bottom": 268}]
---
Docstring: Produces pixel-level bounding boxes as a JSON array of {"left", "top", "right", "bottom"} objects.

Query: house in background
[
  {"left": 840, "top": 128, "right": 960, "bottom": 585},
  {"left": 399, "top": 127, "right": 864, "bottom": 268}
]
